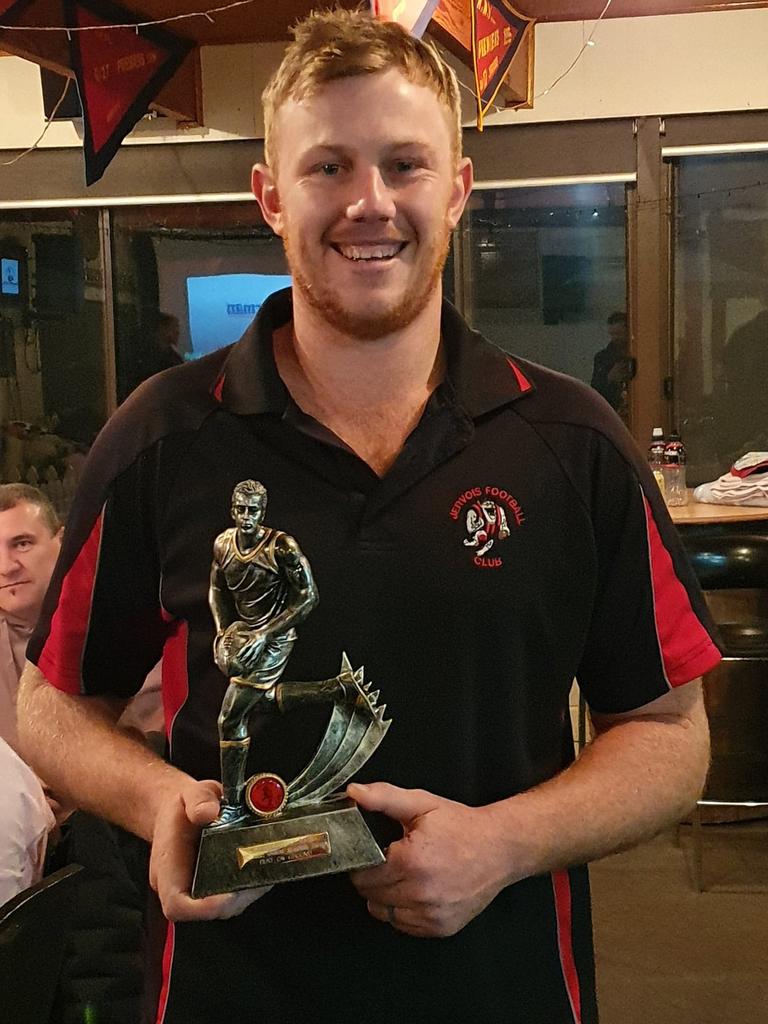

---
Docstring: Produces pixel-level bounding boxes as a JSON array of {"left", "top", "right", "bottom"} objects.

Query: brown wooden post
[{"left": 630, "top": 115, "right": 670, "bottom": 448}]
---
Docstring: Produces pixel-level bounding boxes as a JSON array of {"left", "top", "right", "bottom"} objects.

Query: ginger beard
[{"left": 282, "top": 215, "right": 453, "bottom": 341}]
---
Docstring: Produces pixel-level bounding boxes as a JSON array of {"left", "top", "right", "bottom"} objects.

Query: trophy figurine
[{"left": 192, "top": 480, "right": 390, "bottom": 898}]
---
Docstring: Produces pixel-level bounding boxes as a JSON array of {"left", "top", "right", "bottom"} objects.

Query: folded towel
[{"left": 694, "top": 452, "right": 768, "bottom": 506}]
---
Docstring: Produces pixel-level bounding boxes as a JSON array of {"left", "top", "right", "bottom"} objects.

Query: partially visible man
[
  {"left": 0, "top": 489, "right": 158, "bottom": 1020},
  {"left": 591, "top": 310, "right": 634, "bottom": 413},
  {"left": 149, "top": 312, "right": 184, "bottom": 375},
  {"left": 0, "top": 484, "right": 62, "bottom": 753},
  {"left": 0, "top": 486, "right": 61, "bottom": 900},
  {"left": 0, "top": 482, "right": 161, "bottom": 752}
]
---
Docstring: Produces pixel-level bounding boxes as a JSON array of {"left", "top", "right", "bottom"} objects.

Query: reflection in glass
[
  {"left": 674, "top": 155, "right": 768, "bottom": 486},
  {"left": 0, "top": 209, "right": 106, "bottom": 515},
  {"left": 462, "top": 183, "right": 629, "bottom": 418},
  {"left": 186, "top": 272, "right": 291, "bottom": 358},
  {"left": 110, "top": 203, "right": 288, "bottom": 402}
]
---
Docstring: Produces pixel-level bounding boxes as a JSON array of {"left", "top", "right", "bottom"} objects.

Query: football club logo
[{"left": 449, "top": 485, "right": 525, "bottom": 568}]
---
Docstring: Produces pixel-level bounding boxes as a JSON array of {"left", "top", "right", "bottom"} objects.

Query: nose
[{"left": 345, "top": 166, "right": 396, "bottom": 222}]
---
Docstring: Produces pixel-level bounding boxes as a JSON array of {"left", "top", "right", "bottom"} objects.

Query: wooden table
[
  {"left": 669, "top": 493, "right": 768, "bottom": 847},
  {"left": 669, "top": 490, "right": 768, "bottom": 526}
]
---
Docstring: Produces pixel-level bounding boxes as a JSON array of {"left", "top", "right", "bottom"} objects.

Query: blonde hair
[{"left": 262, "top": 7, "right": 462, "bottom": 168}]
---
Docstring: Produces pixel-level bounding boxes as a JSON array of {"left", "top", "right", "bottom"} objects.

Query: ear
[
  {"left": 446, "top": 156, "right": 474, "bottom": 231},
  {"left": 252, "top": 163, "right": 284, "bottom": 237}
]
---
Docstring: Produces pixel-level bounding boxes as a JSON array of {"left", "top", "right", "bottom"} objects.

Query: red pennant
[
  {"left": 75, "top": 10, "right": 163, "bottom": 152},
  {"left": 64, "top": 0, "right": 193, "bottom": 185},
  {"left": 471, "top": 0, "right": 532, "bottom": 130}
]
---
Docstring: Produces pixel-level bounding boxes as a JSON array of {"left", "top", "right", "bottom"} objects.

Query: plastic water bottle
[
  {"left": 648, "top": 427, "right": 666, "bottom": 497},
  {"left": 663, "top": 431, "right": 688, "bottom": 507}
]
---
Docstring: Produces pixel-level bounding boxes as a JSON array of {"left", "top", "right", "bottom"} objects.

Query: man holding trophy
[{"left": 19, "top": 9, "right": 719, "bottom": 1024}]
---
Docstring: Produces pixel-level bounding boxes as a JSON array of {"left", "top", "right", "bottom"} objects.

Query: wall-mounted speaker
[{"left": 33, "top": 234, "right": 85, "bottom": 315}]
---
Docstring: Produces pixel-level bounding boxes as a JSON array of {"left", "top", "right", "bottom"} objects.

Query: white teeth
[{"left": 337, "top": 244, "right": 401, "bottom": 261}]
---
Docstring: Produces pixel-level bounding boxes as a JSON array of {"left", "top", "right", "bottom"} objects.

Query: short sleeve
[
  {"left": 576, "top": 433, "right": 721, "bottom": 714},
  {"left": 28, "top": 443, "right": 169, "bottom": 702}
]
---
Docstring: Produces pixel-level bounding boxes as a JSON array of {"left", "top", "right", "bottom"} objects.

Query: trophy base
[{"left": 191, "top": 796, "right": 384, "bottom": 898}]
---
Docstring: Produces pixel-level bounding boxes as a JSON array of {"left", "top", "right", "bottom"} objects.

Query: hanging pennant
[
  {"left": 64, "top": 0, "right": 193, "bottom": 185},
  {"left": 470, "top": 0, "right": 532, "bottom": 131},
  {"left": 370, "top": 0, "right": 441, "bottom": 38}
]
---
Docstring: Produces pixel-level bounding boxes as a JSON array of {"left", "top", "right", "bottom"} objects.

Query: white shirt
[{"left": 0, "top": 737, "right": 55, "bottom": 907}]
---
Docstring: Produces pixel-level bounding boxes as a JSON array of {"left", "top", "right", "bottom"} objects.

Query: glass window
[
  {"left": 0, "top": 208, "right": 107, "bottom": 513},
  {"left": 110, "top": 202, "right": 288, "bottom": 403},
  {"left": 460, "top": 183, "right": 630, "bottom": 421},
  {"left": 673, "top": 154, "right": 768, "bottom": 485}
]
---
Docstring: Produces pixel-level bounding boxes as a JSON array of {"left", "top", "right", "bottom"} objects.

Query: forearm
[
  {"left": 17, "top": 661, "right": 189, "bottom": 843},
  {"left": 488, "top": 685, "right": 709, "bottom": 885},
  {"left": 349, "top": 684, "right": 709, "bottom": 938}
]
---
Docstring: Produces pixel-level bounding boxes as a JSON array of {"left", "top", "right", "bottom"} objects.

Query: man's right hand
[
  {"left": 231, "top": 631, "right": 269, "bottom": 674},
  {"left": 149, "top": 777, "right": 271, "bottom": 921}
]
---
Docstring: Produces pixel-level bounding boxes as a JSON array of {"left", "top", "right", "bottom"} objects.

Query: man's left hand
[{"left": 347, "top": 782, "right": 509, "bottom": 938}]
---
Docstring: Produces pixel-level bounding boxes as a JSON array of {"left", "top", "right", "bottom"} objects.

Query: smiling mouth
[{"left": 331, "top": 242, "right": 408, "bottom": 262}]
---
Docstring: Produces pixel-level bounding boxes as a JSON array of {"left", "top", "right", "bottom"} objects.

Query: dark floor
[{"left": 591, "top": 822, "right": 768, "bottom": 1024}]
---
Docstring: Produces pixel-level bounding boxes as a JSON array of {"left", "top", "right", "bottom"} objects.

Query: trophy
[{"left": 192, "top": 480, "right": 390, "bottom": 898}]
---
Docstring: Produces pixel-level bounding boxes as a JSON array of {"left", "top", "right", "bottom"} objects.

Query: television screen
[
  {"left": 186, "top": 273, "right": 292, "bottom": 359},
  {"left": 1, "top": 258, "right": 20, "bottom": 297}
]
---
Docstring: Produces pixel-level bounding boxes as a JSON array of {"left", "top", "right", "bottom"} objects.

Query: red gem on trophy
[{"left": 245, "top": 773, "right": 288, "bottom": 816}]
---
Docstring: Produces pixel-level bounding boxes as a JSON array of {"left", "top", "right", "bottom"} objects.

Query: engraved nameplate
[{"left": 237, "top": 831, "right": 331, "bottom": 870}]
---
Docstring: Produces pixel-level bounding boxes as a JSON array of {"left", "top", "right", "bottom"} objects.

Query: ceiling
[
  {"left": 57, "top": 0, "right": 764, "bottom": 48},
  {"left": 1, "top": 0, "right": 764, "bottom": 123}
]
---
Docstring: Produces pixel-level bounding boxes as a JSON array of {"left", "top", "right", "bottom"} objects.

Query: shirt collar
[
  {"left": 0, "top": 611, "right": 34, "bottom": 636},
  {"left": 215, "top": 288, "right": 292, "bottom": 415},
  {"left": 215, "top": 287, "right": 535, "bottom": 418},
  {"left": 439, "top": 299, "right": 535, "bottom": 417}
]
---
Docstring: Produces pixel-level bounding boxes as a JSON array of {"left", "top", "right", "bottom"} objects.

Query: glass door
[{"left": 455, "top": 182, "right": 631, "bottom": 424}]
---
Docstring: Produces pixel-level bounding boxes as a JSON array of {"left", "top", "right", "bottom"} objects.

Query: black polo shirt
[{"left": 30, "top": 289, "right": 720, "bottom": 1024}]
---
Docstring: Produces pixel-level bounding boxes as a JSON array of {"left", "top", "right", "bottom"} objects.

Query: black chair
[
  {"left": 0, "top": 864, "right": 83, "bottom": 1024},
  {"left": 682, "top": 531, "right": 768, "bottom": 890}
]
